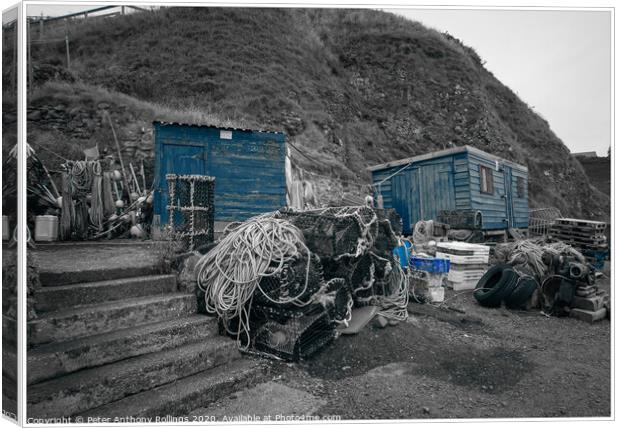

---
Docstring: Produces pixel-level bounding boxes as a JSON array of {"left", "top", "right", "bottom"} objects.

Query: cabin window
[
  {"left": 480, "top": 165, "right": 494, "bottom": 194},
  {"left": 517, "top": 176, "right": 525, "bottom": 198}
]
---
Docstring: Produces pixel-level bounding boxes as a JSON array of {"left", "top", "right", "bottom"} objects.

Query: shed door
[
  {"left": 157, "top": 144, "right": 207, "bottom": 225},
  {"left": 391, "top": 170, "right": 420, "bottom": 235},
  {"left": 419, "top": 163, "right": 456, "bottom": 222},
  {"left": 503, "top": 166, "right": 515, "bottom": 228}
]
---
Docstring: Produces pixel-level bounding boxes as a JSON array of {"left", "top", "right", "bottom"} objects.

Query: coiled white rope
[
  {"left": 195, "top": 217, "right": 313, "bottom": 349},
  {"left": 376, "top": 260, "right": 409, "bottom": 321}
]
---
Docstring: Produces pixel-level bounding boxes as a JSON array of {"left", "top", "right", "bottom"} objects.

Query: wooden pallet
[
  {"left": 550, "top": 227, "right": 606, "bottom": 239},
  {"left": 555, "top": 218, "right": 607, "bottom": 230},
  {"left": 550, "top": 233, "right": 607, "bottom": 246},
  {"left": 550, "top": 241, "right": 608, "bottom": 252}
]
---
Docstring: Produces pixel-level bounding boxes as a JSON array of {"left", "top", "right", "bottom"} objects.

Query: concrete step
[
  {"left": 28, "top": 315, "right": 218, "bottom": 385},
  {"left": 39, "top": 265, "right": 160, "bottom": 287},
  {"left": 28, "top": 337, "right": 239, "bottom": 418},
  {"left": 2, "top": 373, "right": 17, "bottom": 420},
  {"left": 28, "top": 293, "right": 196, "bottom": 346},
  {"left": 2, "top": 339, "right": 17, "bottom": 382},
  {"left": 81, "top": 358, "right": 267, "bottom": 420},
  {"left": 35, "top": 274, "right": 178, "bottom": 313}
]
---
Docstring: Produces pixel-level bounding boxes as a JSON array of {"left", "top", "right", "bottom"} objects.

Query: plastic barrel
[{"left": 34, "top": 215, "right": 59, "bottom": 242}]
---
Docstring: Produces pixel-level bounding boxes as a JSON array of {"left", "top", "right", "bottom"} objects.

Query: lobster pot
[
  {"left": 250, "top": 305, "right": 336, "bottom": 362},
  {"left": 436, "top": 241, "right": 490, "bottom": 291},
  {"left": 166, "top": 174, "right": 215, "bottom": 251},
  {"left": 436, "top": 209, "right": 483, "bottom": 230},
  {"left": 34, "top": 215, "right": 59, "bottom": 242},
  {"left": 2, "top": 216, "right": 8, "bottom": 241}
]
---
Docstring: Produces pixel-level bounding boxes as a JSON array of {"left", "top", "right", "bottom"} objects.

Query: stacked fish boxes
[{"left": 435, "top": 242, "right": 490, "bottom": 291}]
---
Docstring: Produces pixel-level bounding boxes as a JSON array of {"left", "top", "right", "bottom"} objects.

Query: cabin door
[
  {"left": 418, "top": 163, "right": 456, "bottom": 222},
  {"left": 391, "top": 169, "right": 420, "bottom": 235},
  {"left": 502, "top": 166, "right": 515, "bottom": 228}
]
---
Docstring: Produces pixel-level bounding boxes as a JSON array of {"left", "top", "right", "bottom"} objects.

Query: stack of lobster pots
[{"left": 435, "top": 241, "right": 490, "bottom": 291}]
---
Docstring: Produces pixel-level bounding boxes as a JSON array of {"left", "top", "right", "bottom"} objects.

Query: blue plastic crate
[
  {"left": 392, "top": 241, "right": 412, "bottom": 269},
  {"left": 409, "top": 256, "right": 451, "bottom": 273}
]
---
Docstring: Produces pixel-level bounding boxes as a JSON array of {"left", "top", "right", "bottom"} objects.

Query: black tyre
[
  {"left": 505, "top": 276, "right": 539, "bottom": 309},
  {"left": 473, "top": 264, "right": 518, "bottom": 307}
]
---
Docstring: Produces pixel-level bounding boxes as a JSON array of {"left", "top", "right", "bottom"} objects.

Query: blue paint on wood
[
  {"left": 153, "top": 122, "right": 287, "bottom": 224},
  {"left": 371, "top": 147, "right": 529, "bottom": 234}
]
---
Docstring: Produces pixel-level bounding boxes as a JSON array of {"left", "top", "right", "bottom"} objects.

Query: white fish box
[
  {"left": 436, "top": 241, "right": 490, "bottom": 256},
  {"left": 447, "top": 270, "right": 485, "bottom": 283},
  {"left": 436, "top": 252, "right": 489, "bottom": 264},
  {"left": 447, "top": 279, "right": 479, "bottom": 291}
]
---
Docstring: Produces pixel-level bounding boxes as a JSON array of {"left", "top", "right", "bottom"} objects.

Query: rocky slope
[{"left": 2, "top": 7, "right": 609, "bottom": 220}]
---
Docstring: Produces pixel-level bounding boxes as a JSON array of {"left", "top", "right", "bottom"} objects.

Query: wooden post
[
  {"left": 27, "top": 19, "right": 32, "bottom": 91},
  {"left": 39, "top": 13, "right": 44, "bottom": 40},
  {"left": 121, "top": 6, "right": 125, "bottom": 15},
  {"left": 12, "top": 22, "right": 17, "bottom": 91},
  {"left": 105, "top": 112, "right": 132, "bottom": 200},
  {"left": 64, "top": 21, "right": 70, "bottom": 69}
]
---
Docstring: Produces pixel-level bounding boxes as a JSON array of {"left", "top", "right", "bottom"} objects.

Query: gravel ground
[{"left": 199, "top": 264, "right": 611, "bottom": 420}]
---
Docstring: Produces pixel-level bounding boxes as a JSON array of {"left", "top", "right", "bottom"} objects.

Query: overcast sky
[
  {"left": 387, "top": 8, "right": 612, "bottom": 156},
  {"left": 5, "top": 3, "right": 612, "bottom": 156}
]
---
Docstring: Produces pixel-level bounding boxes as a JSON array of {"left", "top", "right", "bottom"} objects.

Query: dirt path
[{"left": 198, "top": 267, "right": 611, "bottom": 420}]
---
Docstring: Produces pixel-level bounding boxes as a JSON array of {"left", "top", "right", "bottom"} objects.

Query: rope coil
[{"left": 196, "top": 217, "right": 313, "bottom": 349}]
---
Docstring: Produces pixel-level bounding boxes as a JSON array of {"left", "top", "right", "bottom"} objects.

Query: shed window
[
  {"left": 517, "top": 176, "right": 525, "bottom": 198},
  {"left": 480, "top": 165, "right": 494, "bottom": 194}
]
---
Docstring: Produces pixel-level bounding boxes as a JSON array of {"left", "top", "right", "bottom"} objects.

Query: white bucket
[
  {"left": 427, "top": 286, "right": 445, "bottom": 303},
  {"left": 2, "top": 216, "right": 8, "bottom": 241},
  {"left": 35, "top": 215, "right": 59, "bottom": 242}
]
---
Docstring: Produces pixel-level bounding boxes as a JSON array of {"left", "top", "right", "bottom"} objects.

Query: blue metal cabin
[
  {"left": 369, "top": 146, "right": 529, "bottom": 235},
  {"left": 153, "top": 121, "right": 287, "bottom": 225}
]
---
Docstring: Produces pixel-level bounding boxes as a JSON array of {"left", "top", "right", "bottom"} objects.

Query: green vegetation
[{"left": 3, "top": 7, "right": 609, "bottom": 220}]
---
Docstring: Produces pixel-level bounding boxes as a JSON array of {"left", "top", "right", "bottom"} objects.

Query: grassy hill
[
  {"left": 3, "top": 7, "right": 610, "bottom": 220},
  {"left": 576, "top": 155, "right": 611, "bottom": 198}
]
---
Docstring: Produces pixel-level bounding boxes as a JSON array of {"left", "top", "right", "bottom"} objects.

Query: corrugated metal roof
[
  {"left": 368, "top": 145, "right": 527, "bottom": 172},
  {"left": 153, "top": 120, "right": 286, "bottom": 136}
]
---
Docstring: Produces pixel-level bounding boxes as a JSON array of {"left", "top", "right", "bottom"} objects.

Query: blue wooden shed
[
  {"left": 369, "top": 146, "right": 529, "bottom": 235},
  {"left": 153, "top": 121, "right": 287, "bottom": 226}
]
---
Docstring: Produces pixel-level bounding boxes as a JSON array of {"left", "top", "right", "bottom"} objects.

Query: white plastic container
[
  {"left": 34, "top": 215, "right": 59, "bottom": 241},
  {"left": 2, "top": 216, "right": 8, "bottom": 241},
  {"left": 427, "top": 286, "right": 445, "bottom": 303}
]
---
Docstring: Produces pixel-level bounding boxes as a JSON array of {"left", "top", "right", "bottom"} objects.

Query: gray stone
[
  {"left": 35, "top": 274, "right": 177, "bottom": 313},
  {"left": 28, "top": 315, "right": 217, "bottom": 385},
  {"left": 28, "top": 293, "right": 197, "bottom": 345},
  {"left": 80, "top": 359, "right": 265, "bottom": 419},
  {"left": 28, "top": 338, "right": 238, "bottom": 418}
]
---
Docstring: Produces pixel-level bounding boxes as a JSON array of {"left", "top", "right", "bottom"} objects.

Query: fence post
[
  {"left": 27, "top": 19, "right": 32, "bottom": 91},
  {"left": 64, "top": 20, "right": 70, "bottom": 69}
]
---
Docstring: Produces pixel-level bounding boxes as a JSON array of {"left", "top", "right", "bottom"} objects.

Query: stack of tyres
[{"left": 474, "top": 264, "right": 538, "bottom": 309}]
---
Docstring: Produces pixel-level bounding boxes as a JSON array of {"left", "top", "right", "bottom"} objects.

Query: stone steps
[
  {"left": 28, "top": 293, "right": 196, "bottom": 346},
  {"left": 26, "top": 247, "right": 266, "bottom": 419},
  {"left": 39, "top": 264, "right": 160, "bottom": 287},
  {"left": 28, "top": 337, "right": 238, "bottom": 418},
  {"left": 27, "top": 315, "right": 217, "bottom": 385},
  {"left": 80, "top": 358, "right": 266, "bottom": 420},
  {"left": 35, "top": 274, "right": 178, "bottom": 313}
]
